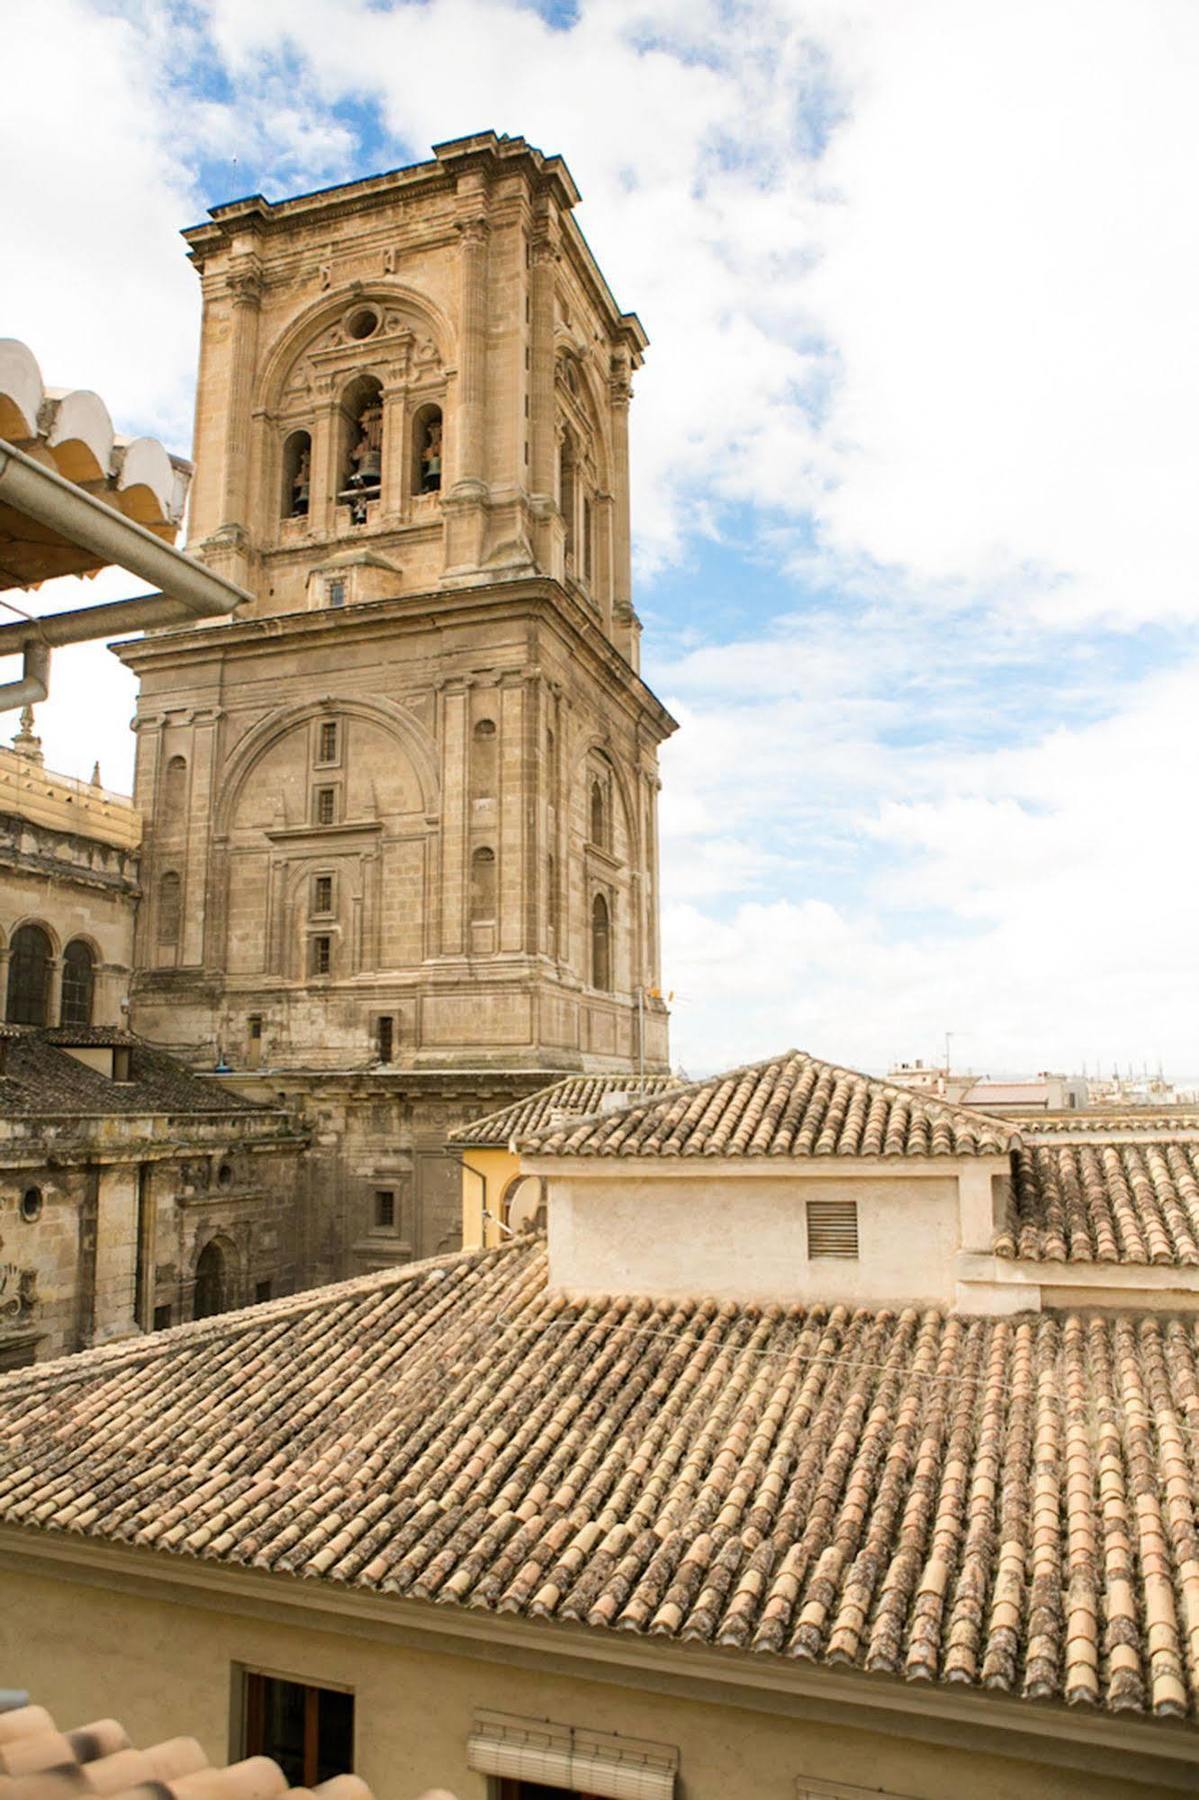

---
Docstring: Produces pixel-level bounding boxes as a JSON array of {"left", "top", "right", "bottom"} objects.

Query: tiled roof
[
  {"left": 2, "top": 1241, "right": 1197, "bottom": 1722},
  {"left": 449, "top": 1074, "right": 680, "bottom": 1147},
  {"left": 1000, "top": 1141, "right": 1199, "bottom": 1266},
  {"left": 0, "top": 1696, "right": 374, "bottom": 1800},
  {"left": 518, "top": 1051, "right": 1018, "bottom": 1159},
  {"left": 0, "top": 1030, "right": 263, "bottom": 1117}
]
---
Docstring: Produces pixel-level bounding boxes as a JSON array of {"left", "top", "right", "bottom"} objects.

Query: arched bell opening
[
  {"left": 337, "top": 374, "right": 384, "bottom": 520},
  {"left": 282, "top": 429, "right": 312, "bottom": 517},
  {"left": 412, "top": 403, "right": 442, "bottom": 495}
]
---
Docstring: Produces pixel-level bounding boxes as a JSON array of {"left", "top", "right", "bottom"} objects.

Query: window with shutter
[{"left": 805, "top": 1198, "right": 859, "bottom": 1259}]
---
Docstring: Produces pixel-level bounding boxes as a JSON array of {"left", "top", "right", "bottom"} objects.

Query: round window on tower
[
  {"left": 345, "top": 306, "right": 380, "bottom": 341},
  {"left": 20, "top": 1186, "right": 43, "bottom": 1223}
]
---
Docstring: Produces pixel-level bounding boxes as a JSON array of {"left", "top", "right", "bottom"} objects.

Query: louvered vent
[{"left": 806, "top": 1198, "right": 859, "bottom": 1259}]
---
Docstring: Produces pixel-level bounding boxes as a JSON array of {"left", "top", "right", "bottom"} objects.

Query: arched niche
[
  {"left": 193, "top": 1235, "right": 238, "bottom": 1320},
  {"left": 216, "top": 697, "right": 439, "bottom": 836},
  {"left": 591, "top": 891, "right": 612, "bottom": 992}
]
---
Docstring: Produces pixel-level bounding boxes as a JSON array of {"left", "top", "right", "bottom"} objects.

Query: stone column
[
  {"left": 443, "top": 197, "right": 491, "bottom": 577},
  {"left": 438, "top": 685, "right": 469, "bottom": 955},
  {"left": 498, "top": 676, "right": 525, "bottom": 955},
  {"left": 187, "top": 708, "right": 222, "bottom": 969},
  {"left": 46, "top": 955, "right": 63, "bottom": 1028},
  {"left": 528, "top": 224, "right": 560, "bottom": 577},
  {"left": 205, "top": 259, "right": 263, "bottom": 591},
  {"left": 610, "top": 348, "right": 637, "bottom": 664},
  {"left": 308, "top": 377, "right": 340, "bottom": 540},
  {"left": 92, "top": 1163, "right": 140, "bottom": 1343}
]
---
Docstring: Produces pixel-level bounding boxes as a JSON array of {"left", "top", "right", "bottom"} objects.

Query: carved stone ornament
[{"left": 0, "top": 1263, "right": 36, "bottom": 1329}]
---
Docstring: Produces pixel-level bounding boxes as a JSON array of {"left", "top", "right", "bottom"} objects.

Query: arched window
[
  {"left": 412, "top": 404, "right": 443, "bottom": 494},
  {"left": 193, "top": 1239, "right": 228, "bottom": 1321},
  {"left": 282, "top": 429, "right": 312, "bottom": 517},
  {"left": 338, "top": 374, "right": 384, "bottom": 514},
  {"left": 60, "top": 940, "right": 95, "bottom": 1027},
  {"left": 559, "top": 428, "right": 576, "bottom": 564},
  {"left": 590, "top": 779, "right": 607, "bottom": 848},
  {"left": 470, "top": 846, "right": 496, "bottom": 923},
  {"left": 592, "top": 891, "right": 611, "bottom": 992},
  {"left": 162, "top": 754, "right": 187, "bottom": 829},
  {"left": 158, "top": 872, "right": 182, "bottom": 946},
  {"left": 471, "top": 718, "right": 497, "bottom": 804},
  {"left": 6, "top": 924, "right": 51, "bottom": 1025}
]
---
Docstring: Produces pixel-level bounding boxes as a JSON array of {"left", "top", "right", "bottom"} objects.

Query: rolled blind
[{"left": 467, "top": 1710, "right": 677, "bottom": 1800}]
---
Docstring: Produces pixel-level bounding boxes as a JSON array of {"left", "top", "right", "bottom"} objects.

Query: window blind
[{"left": 467, "top": 1709, "right": 677, "bottom": 1800}]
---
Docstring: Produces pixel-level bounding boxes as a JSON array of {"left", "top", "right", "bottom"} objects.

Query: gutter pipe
[{"left": 0, "top": 437, "right": 252, "bottom": 712}]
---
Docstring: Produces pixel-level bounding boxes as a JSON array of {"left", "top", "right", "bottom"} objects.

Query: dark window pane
[
  {"left": 60, "top": 940, "right": 94, "bottom": 1026},
  {"left": 244, "top": 1673, "right": 353, "bottom": 1790},
  {"left": 6, "top": 924, "right": 51, "bottom": 1025},
  {"left": 315, "top": 1687, "right": 353, "bottom": 1784}
]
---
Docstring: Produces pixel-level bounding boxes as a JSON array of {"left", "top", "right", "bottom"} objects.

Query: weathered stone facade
[
  {"left": 116, "top": 132, "right": 675, "bottom": 1263},
  {"left": 0, "top": 1046, "right": 308, "bottom": 1365},
  {"left": 0, "top": 729, "right": 309, "bottom": 1366},
  {"left": 0, "top": 734, "right": 140, "bottom": 1032}
]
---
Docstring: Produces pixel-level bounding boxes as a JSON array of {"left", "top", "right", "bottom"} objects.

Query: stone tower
[{"left": 117, "top": 133, "right": 675, "bottom": 1266}]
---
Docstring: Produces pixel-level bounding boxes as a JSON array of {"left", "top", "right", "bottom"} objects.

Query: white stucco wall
[{"left": 541, "top": 1159, "right": 988, "bottom": 1308}]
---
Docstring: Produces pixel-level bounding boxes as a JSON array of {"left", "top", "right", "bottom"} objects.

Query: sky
[{"left": 3, "top": 0, "right": 1198, "bottom": 1081}]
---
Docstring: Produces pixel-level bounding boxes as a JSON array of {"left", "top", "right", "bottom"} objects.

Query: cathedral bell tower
[{"left": 116, "top": 133, "right": 675, "bottom": 1261}]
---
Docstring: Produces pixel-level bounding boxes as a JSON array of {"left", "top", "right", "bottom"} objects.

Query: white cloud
[{"left": 4, "top": 0, "right": 1197, "bottom": 1082}]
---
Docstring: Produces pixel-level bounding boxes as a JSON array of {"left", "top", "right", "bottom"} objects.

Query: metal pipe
[
  {"left": 0, "top": 436, "right": 253, "bottom": 714},
  {"left": 0, "top": 639, "right": 49, "bottom": 713},
  {"left": 0, "top": 591, "right": 197, "bottom": 652},
  {"left": 0, "top": 437, "right": 253, "bottom": 618}
]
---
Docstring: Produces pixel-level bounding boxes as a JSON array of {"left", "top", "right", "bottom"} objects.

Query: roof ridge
[{"left": 517, "top": 1047, "right": 1022, "bottom": 1154}]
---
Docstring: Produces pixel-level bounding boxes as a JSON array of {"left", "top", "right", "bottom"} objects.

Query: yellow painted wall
[
  {"left": 459, "top": 1147, "right": 519, "bottom": 1250},
  {"left": 0, "top": 1564, "right": 1185, "bottom": 1800}
]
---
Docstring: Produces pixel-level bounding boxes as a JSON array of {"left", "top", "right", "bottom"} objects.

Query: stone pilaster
[
  {"left": 203, "top": 259, "right": 263, "bottom": 591},
  {"left": 528, "top": 224, "right": 560, "bottom": 575},
  {"left": 443, "top": 203, "right": 491, "bottom": 577}
]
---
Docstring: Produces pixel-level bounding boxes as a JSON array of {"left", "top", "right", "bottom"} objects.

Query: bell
[{"left": 354, "top": 446, "right": 382, "bottom": 484}]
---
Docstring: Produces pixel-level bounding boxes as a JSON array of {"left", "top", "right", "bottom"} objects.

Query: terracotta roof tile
[
  {"left": 0, "top": 1030, "right": 266, "bottom": 1117},
  {"left": 0, "top": 1698, "right": 378, "bottom": 1800},
  {"left": 518, "top": 1051, "right": 1018, "bottom": 1160},
  {"left": 448, "top": 1075, "right": 680, "bottom": 1148},
  {"left": 997, "top": 1141, "right": 1199, "bottom": 1266},
  {"left": 2, "top": 1244, "right": 1199, "bottom": 1724}
]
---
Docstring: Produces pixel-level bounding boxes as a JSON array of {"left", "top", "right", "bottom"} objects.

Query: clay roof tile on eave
[{"left": 2, "top": 1239, "right": 1199, "bottom": 1729}]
